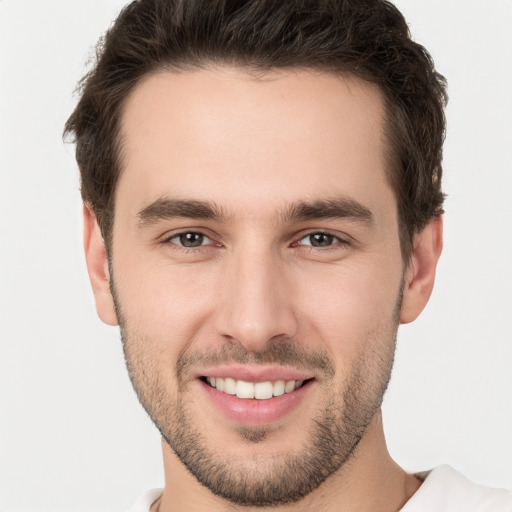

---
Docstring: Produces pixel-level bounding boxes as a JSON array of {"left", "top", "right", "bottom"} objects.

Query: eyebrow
[
  {"left": 137, "top": 198, "right": 226, "bottom": 225},
  {"left": 136, "top": 196, "right": 373, "bottom": 226},
  {"left": 280, "top": 197, "right": 374, "bottom": 225}
]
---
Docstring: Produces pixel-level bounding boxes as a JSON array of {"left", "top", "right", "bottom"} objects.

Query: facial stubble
[{"left": 112, "top": 278, "right": 401, "bottom": 507}]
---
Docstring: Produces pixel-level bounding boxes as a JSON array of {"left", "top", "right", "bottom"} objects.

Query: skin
[{"left": 84, "top": 68, "right": 442, "bottom": 511}]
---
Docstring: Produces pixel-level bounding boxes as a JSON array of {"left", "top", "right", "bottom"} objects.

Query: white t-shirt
[
  {"left": 126, "top": 488, "right": 162, "bottom": 512},
  {"left": 126, "top": 466, "right": 512, "bottom": 511},
  {"left": 400, "top": 465, "right": 512, "bottom": 511}
]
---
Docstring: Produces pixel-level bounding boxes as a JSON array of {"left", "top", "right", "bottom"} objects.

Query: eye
[
  {"left": 167, "top": 232, "right": 213, "bottom": 248},
  {"left": 297, "top": 232, "right": 342, "bottom": 248}
]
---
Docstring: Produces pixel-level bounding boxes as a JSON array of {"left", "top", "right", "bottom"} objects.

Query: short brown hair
[{"left": 64, "top": 0, "right": 447, "bottom": 258}]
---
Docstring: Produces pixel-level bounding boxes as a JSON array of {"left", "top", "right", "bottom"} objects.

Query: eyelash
[
  {"left": 161, "top": 230, "right": 350, "bottom": 253},
  {"left": 162, "top": 231, "right": 218, "bottom": 252},
  {"left": 294, "top": 231, "right": 350, "bottom": 251}
]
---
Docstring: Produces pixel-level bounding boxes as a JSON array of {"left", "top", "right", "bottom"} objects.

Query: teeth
[
  {"left": 254, "top": 381, "right": 273, "bottom": 400},
  {"left": 236, "top": 380, "right": 255, "bottom": 399},
  {"left": 216, "top": 377, "right": 225, "bottom": 392},
  {"left": 205, "top": 377, "right": 305, "bottom": 400},
  {"left": 224, "top": 377, "right": 236, "bottom": 395},
  {"left": 273, "top": 380, "right": 285, "bottom": 397},
  {"left": 285, "top": 380, "right": 296, "bottom": 393}
]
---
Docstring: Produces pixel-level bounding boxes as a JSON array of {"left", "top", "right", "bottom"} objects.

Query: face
[{"left": 107, "top": 68, "right": 406, "bottom": 506}]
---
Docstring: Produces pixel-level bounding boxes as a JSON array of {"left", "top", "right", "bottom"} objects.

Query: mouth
[
  {"left": 197, "top": 366, "right": 316, "bottom": 425},
  {"left": 201, "top": 376, "right": 311, "bottom": 400}
]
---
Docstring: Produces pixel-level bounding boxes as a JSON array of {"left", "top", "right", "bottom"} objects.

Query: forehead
[{"left": 116, "top": 67, "right": 393, "bottom": 222}]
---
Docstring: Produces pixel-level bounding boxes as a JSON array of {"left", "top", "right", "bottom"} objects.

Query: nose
[{"left": 214, "top": 246, "right": 298, "bottom": 352}]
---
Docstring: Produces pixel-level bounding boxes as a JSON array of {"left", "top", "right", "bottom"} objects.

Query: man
[{"left": 64, "top": 0, "right": 512, "bottom": 510}]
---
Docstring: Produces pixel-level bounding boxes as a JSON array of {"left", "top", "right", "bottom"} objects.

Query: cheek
[
  {"left": 292, "top": 261, "right": 402, "bottom": 357},
  {"left": 113, "top": 257, "right": 219, "bottom": 348}
]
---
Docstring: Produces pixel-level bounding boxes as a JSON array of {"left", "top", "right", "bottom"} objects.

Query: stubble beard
[
  {"left": 164, "top": 349, "right": 394, "bottom": 507},
  {"left": 113, "top": 280, "right": 401, "bottom": 507}
]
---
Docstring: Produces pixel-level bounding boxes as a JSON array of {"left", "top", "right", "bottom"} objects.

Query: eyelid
[
  {"left": 294, "top": 230, "right": 351, "bottom": 247},
  {"left": 160, "top": 228, "right": 219, "bottom": 247},
  {"left": 158, "top": 227, "right": 351, "bottom": 250}
]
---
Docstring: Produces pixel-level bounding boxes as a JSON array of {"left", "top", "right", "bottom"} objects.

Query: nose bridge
[{"left": 216, "top": 241, "right": 297, "bottom": 350}]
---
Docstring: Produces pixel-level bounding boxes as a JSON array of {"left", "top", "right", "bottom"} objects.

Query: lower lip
[{"left": 200, "top": 379, "right": 313, "bottom": 426}]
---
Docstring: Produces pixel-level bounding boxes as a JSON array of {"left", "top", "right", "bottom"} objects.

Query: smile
[{"left": 203, "top": 376, "right": 307, "bottom": 400}]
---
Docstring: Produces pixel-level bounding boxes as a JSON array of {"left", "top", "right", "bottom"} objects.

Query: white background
[{"left": 1, "top": 1, "right": 511, "bottom": 511}]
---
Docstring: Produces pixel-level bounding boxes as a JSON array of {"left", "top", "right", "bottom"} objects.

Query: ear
[
  {"left": 83, "top": 205, "right": 118, "bottom": 326},
  {"left": 400, "top": 216, "right": 443, "bottom": 324}
]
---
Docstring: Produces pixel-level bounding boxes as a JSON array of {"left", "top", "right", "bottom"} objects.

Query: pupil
[
  {"left": 311, "top": 233, "right": 333, "bottom": 247},
  {"left": 180, "top": 233, "right": 204, "bottom": 247}
]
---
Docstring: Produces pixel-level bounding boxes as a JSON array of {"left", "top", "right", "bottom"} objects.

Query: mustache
[{"left": 176, "top": 339, "right": 335, "bottom": 380}]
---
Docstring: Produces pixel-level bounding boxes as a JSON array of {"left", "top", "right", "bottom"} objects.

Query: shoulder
[
  {"left": 402, "top": 465, "right": 512, "bottom": 512},
  {"left": 125, "top": 488, "right": 163, "bottom": 512}
]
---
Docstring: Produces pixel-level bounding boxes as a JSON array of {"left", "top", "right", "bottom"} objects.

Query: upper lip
[{"left": 195, "top": 365, "right": 315, "bottom": 383}]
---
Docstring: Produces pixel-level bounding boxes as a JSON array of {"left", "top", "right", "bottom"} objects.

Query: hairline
[{"left": 101, "top": 62, "right": 413, "bottom": 262}]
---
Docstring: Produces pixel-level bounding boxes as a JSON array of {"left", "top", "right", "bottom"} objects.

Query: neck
[{"left": 153, "top": 410, "right": 421, "bottom": 512}]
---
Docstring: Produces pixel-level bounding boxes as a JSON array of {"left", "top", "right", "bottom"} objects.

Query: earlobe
[
  {"left": 400, "top": 216, "right": 443, "bottom": 324},
  {"left": 83, "top": 205, "right": 118, "bottom": 326}
]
